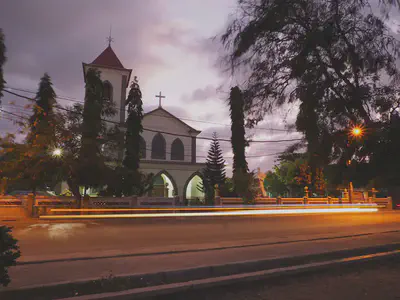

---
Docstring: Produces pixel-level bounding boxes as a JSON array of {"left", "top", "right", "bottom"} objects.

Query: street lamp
[
  {"left": 347, "top": 125, "right": 365, "bottom": 203},
  {"left": 350, "top": 126, "right": 363, "bottom": 138},
  {"left": 52, "top": 148, "right": 63, "bottom": 157}
]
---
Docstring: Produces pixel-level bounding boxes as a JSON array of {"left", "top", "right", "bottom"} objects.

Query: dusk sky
[{"left": 1, "top": 0, "right": 361, "bottom": 175}]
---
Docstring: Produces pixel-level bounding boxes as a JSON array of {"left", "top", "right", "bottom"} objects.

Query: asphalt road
[
  {"left": 2, "top": 211, "right": 400, "bottom": 289},
  {"left": 156, "top": 255, "right": 400, "bottom": 300}
]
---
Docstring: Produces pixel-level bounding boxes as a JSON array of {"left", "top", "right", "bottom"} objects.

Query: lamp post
[{"left": 347, "top": 126, "right": 364, "bottom": 203}]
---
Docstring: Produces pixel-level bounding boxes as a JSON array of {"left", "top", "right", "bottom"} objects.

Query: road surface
[
  {"left": 157, "top": 255, "right": 400, "bottom": 300},
  {"left": 2, "top": 211, "right": 400, "bottom": 289}
]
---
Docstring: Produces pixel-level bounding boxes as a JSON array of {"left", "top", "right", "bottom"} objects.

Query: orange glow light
[{"left": 351, "top": 126, "right": 363, "bottom": 137}]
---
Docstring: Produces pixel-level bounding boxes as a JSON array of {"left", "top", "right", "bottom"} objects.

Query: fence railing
[
  {"left": 217, "top": 196, "right": 392, "bottom": 208},
  {"left": 0, "top": 193, "right": 394, "bottom": 219}
]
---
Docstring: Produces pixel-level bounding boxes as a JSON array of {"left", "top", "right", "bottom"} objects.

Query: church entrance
[
  {"left": 184, "top": 173, "right": 205, "bottom": 203},
  {"left": 151, "top": 172, "right": 175, "bottom": 197}
]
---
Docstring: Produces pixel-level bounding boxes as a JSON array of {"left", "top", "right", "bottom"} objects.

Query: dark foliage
[
  {"left": 122, "top": 77, "right": 146, "bottom": 196},
  {"left": 78, "top": 68, "right": 116, "bottom": 192},
  {"left": 222, "top": 0, "right": 400, "bottom": 174},
  {"left": 229, "top": 86, "right": 249, "bottom": 175},
  {"left": 198, "top": 132, "right": 227, "bottom": 204},
  {"left": 0, "top": 226, "right": 21, "bottom": 287},
  {"left": 123, "top": 76, "right": 143, "bottom": 172},
  {"left": 0, "top": 29, "right": 5, "bottom": 104}
]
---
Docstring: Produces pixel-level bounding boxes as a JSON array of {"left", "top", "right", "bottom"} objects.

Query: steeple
[{"left": 91, "top": 46, "right": 125, "bottom": 69}]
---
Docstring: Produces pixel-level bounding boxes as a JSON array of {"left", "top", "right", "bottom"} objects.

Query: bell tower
[{"left": 82, "top": 41, "right": 132, "bottom": 125}]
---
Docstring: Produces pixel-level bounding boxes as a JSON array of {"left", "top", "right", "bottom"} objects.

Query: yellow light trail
[
  {"left": 41, "top": 207, "right": 378, "bottom": 219},
  {"left": 50, "top": 204, "right": 382, "bottom": 213}
]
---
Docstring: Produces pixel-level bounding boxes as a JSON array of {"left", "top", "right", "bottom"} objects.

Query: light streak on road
[
  {"left": 50, "top": 204, "right": 382, "bottom": 213},
  {"left": 41, "top": 207, "right": 379, "bottom": 219}
]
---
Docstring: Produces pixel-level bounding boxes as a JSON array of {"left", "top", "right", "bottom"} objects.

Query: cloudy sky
[{"left": 0, "top": 0, "right": 313, "bottom": 175}]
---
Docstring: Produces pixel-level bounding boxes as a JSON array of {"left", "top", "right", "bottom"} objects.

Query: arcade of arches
[{"left": 145, "top": 169, "right": 205, "bottom": 201}]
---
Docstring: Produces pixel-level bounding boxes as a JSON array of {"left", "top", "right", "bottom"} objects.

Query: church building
[{"left": 81, "top": 44, "right": 206, "bottom": 201}]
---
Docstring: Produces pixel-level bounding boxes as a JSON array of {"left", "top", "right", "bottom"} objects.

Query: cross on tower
[
  {"left": 106, "top": 25, "right": 114, "bottom": 46},
  {"left": 156, "top": 91, "right": 165, "bottom": 107}
]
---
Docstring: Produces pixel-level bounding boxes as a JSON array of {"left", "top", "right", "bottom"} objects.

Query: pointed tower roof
[
  {"left": 91, "top": 45, "right": 125, "bottom": 69},
  {"left": 83, "top": 45, "right": 132, "bottom": 87}
]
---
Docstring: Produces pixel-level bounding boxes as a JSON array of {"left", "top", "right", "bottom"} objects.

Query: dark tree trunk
[{"left": 67, "top": 177, "right": 81, "bottom": 206}]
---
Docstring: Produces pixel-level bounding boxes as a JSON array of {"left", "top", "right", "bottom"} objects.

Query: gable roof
[
  {"left": 144, "top": 107, "right": 201, "bottom": 135},
  {"left": 91, "top": 45, "right": 125, "bottom": 69}
]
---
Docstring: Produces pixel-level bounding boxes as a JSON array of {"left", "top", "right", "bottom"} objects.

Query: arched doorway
[
  {"left": 184, "top": 172, "right": 205, "bottom": 203},
  {"left": 151, "top": 170, "right": 177, "bottom": 198}
]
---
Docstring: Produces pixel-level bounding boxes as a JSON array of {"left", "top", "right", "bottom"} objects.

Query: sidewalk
[{"left": 5, "top": 231, "right": 400, "bottom": 289}]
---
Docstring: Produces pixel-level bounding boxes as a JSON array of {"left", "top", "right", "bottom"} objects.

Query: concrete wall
[
  {"left": 0, "top": 206, "right": 26, "bottom": 219},
  {"left": 142, "top": 109, "right": 194, "bottom": 162}
]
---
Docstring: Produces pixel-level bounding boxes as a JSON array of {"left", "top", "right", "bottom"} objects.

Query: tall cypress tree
[
  {"left": 228, "top": 86, "right": 252, "bottom": 202},
  {"left": 123, "top": 76, "right": 144, "bottom": 196},
  {"left": 123, "top": 76, "right": 143, "bottom": 171},
  {"left": 229, "top": 86, "right": 248, "bottom": 174},
  {"left": 78, "top": 68, "right": 107, "bottom": 192},
  {"left": 0, "top": 29, "right": 5, "bottom": 104}
]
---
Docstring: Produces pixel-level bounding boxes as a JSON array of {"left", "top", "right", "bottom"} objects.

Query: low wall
[
  {"left": 85, "top": 196, "right": 180, "bottom": 208},
  {"left": 0, "top": 206, "right": 26, "bottom": 219},
  {"left": 219, "top": 196, "right": 393, "bottom": 209},
  {"left": 0, "top": 196, "right": 26, "bottom": 219}
]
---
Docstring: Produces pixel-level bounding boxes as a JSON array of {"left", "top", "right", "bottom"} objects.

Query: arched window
[
  {"left": 151, "top": 133, "right": 166, "bottom": 159},
  {"left": 103, "top": 81, "right": 113, "bottom": 101},
  {"left": 171, "top": 138, "right": 184, "bottom": 160},
  {"left": 139, "top": 136, "right": 146, "bottom": 159}
]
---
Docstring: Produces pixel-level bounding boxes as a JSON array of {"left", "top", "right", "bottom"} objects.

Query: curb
[
  {"left": 17, "top": 229, "right": 400, "bottom": 265},
  {"left": 60, "top": 249, "right": 400, "bottom": 300},
  {"left": 2, "top": 243, "right": 400, "bottom": 300}
]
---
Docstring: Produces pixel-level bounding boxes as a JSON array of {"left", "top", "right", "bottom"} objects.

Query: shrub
[{"left": 0, "top": 226, "right": 21, "bottom": 287}]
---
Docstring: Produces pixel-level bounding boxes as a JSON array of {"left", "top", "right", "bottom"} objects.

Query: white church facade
[{"left": 81, "top": 44, "right": 206, "bottom": 201}]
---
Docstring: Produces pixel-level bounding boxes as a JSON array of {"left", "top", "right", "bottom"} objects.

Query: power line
[
  {"left": 2, "top": 89, "right": 303, "bottom": 144},
  {"left": 5, "top": 85, "right": 295, "bottom": 133},
  {"left": 0, "top": 109, "right": 29, "bottom": 120},
  {"left": 0, "top": 108, "right": 285, "bottom": 160},
  {"left": 141, "top": 146, "right": 284, "bottom": 159}
]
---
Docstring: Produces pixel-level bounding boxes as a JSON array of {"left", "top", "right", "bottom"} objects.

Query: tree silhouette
[
  {"left": 0, "top": 226, "right": 20, "bottom": 287},
  {"left": 123, "top": 76, "right": 144, "bottom": 196},
  {"left": 222, "top": 0, "right": 400, "bottom": 176},
  {"left": 198, "top": 132, "right": 227, "bottom": 204},
  {"left": 228, "top": 86, "right": 254, "bottom": 202},
  {"left": 78, "top": 68, "right": 116, "bottom": 195},
  {"left": 0, "top": 29, "right": 5, "bottom": 104}
]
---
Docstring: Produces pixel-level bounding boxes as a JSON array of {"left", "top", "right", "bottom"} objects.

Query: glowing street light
[
  {"left": 351, "top": 126, "right": 363, "bottom": 137},
  {"left": 52, "top": 148, "right": 63, "bottom": 157}
]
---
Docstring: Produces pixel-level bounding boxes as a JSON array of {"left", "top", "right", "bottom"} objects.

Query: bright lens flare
[
  {"left": 351, "top": 126, "right": 363, "bottom": 137},
  {"left": 52, "top": 148, "right": 63, "bottom": 157}
]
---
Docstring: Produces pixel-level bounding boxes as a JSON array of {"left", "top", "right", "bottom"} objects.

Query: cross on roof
[
  {"left": 106, "top": 26, "right": 114, "bottom": 46},
  {"left": 156, "top": 91, "right": 165, "bottom": 107}
]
